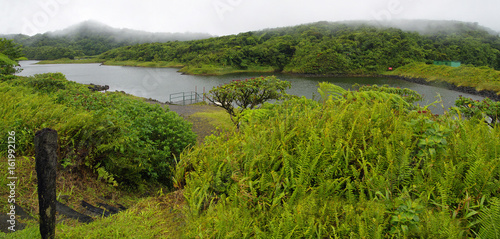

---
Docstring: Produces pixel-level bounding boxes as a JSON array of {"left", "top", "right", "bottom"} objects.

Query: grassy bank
[
  {"left": 37, "top": 58, "right": 102, "bottom": 64},
  {"left": 38, "top": 58, "right": 277, "bottom": 75},
  {"left": 102, "top": 60, "right": 184, "bottom": 68},
  {"left": 178, "top": 64, "right": 276, "bottom": 75},
  {"left": 0, "top": 74, "right": 235, "bottom": 238},
  {"left": 0, "top": 73, "right": 196, "bottom": 189},
  {"left": 0, "top": 72, "right": 200, "bottom": 238},
  {"left": 387, "top": 62, "right": 500, "bottom": 94},
  {"left": 37, "top": 59, "right": 186, "bottom": 68}
]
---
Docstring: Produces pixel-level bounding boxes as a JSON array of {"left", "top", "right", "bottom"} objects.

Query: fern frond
[
  {"left": 317, "top": 82, "right": 346, "bottom": 102},
  {"left": 478, "top": 197, "right": 500, "bottom": 239}
]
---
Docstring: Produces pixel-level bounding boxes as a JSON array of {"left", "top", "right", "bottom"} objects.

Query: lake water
[{"left": 17, "top": 60, "right": 483, "bottom": 114}]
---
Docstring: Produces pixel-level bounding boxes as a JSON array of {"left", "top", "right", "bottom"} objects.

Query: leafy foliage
[
  {"left": 477, "top": 197, "right": 500, "bottom": 239},
  {"left": 0, "top": 73, "right": 196, "bottom": 188},
  {"left": 5, "top": 21, "right": 211, "bottom": 60},
  {"left": 98, "top": 21, "right": 500, "bottom": 74},
  {"left": 0, "top": 38, "right": 24, "bottom": 75},
  {"left": 317, "top": 81, "right": 347, "bottom": 101},
  {"left": 353, "top": 83, "right": 424, "bottom": 104},
  {"left": 455, "top": 96, "right": 500, "bottom": 127},
  {"left": 175, "top": 83, "right": 500, "bottom": 238},
  {"left": 205, "top": 76, "right": 291, "bottom": 123}
]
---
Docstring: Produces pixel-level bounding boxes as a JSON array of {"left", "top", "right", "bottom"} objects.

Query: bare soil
[{"left": 146, "top": 100, "right": 226, "bottom": 144}]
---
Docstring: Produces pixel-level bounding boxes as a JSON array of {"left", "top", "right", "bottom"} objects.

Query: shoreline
[
  {"left": 29, "top": 60, "right": 500, "bottom": 100},
  {"left": 386, "top": 75, "right": 500, "bottom": 101}
]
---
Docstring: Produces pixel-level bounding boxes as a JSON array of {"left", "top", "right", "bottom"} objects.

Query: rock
[{"left": 88, "top": 83, "right": 110, "bottom": 92}]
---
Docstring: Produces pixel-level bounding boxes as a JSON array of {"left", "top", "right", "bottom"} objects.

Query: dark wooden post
[{"left": 35, "top": 128, "right": 57, "bottom": 239}]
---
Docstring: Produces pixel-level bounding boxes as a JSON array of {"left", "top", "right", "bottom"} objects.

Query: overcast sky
[{"left": 1, "top": 0, "right": 499, "bottom": 36}]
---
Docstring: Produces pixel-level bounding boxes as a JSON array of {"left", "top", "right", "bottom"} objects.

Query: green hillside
[
  {"left": 97, "top": 20, "right": 500, "bottom": 75},
  {"left": 2, "top": 20, "right": 212, "bottom": 60}
]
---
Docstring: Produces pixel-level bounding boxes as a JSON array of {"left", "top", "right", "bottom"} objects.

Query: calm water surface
[{"left": 18, "top": 61, "right": 483, "bottom": 114}]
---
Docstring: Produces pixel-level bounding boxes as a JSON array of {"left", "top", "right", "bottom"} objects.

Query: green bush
[
  {"left": 455, "top": 96, "right": 500, "bottom": 127},
  {"left": 175, "top": 84, "right": 500, "bottom": 238},
  {"left": 1, "top": 73, "right": 196, "bottom": 188}
]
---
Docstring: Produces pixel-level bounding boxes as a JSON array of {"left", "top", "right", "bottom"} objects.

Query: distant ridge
[
  {"left": 2, "top": 19, "right": 499, "bottom": 60},
  {"left": 1, "top": 20, "right": 214, "bottom": 59},
  {"left": 257, "top": 19, "right": 499, "bottom": 36},
  {"left": 48, "top": 20, "right": 214, "bottom": 43}
]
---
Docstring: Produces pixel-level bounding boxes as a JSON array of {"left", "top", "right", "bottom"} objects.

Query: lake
[{"left": 17, "top": 60, "right": 483, "bottom": 114}]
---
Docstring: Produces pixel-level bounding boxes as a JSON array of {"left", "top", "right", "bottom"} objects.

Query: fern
[
  {"left": 317, "top": 82, "right": 346, "bottom": 102},
  {"left": 477, "top": 197, "right": 500, "bottom": 239}
]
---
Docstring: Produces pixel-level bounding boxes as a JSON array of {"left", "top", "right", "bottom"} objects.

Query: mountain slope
[
  {"left": 1, "top": 20, "right": 213, "bottom": 60},
  {"left": 98, "top": 20, "right": 500, "bottom": 75}
]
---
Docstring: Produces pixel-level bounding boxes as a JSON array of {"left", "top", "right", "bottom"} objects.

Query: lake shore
[
  {"left": 386, "top": 75, "right": 500, "bottom": 101},
  {"left": 32, "top": 59, "right": 499, "bottom": 101}
]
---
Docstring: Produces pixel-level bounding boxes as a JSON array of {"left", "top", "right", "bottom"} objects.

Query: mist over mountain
[
  {"left": 256, "top": 19, "right": 499, "bottom": 37},
  {"left": 48, "top": 20, "right": 213, "bottom": 43},
  {"left": 98, "top": 19, "right": 500, "bottom": 75},
  {"left": 342, "top": 19, "right": 498, "bottom": 35},
  {"left": 2, "top": 19, "right": 499, "bottom": 61},
  {"left": 0, "top": 20, "right": 213, "bottom": 59}
]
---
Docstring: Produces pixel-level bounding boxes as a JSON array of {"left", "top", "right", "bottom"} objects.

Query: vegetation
[
  {"left": 36, "top": 57, "right": 102, "bottom": 64},
  {"left": 205, "top": 76, "right": 292, "bottom": 123},
  {"left": 175, "top": 82, "right": 500, "bottom": 238},
  {"left": 389, "top": 62, "right": 500, "bottom": 93},
  {"left": 455, "top": 96, "right": 500, "bottom": 127},
  {"left": 0, "top": 38, "right": 24, "bottom": 74},
  {"left": 2, "top": 73, "right": 500, "bottom": 237},
  {"left": 0, "top": 73, "right": 196, "bottom": 188},
  {"left": 3, "top": 20, "right": 211, "bottom": 60},
  {"left": 97, "top": 21, "right": 500, "bottom": 75},
  {"left": 3, "top": 20, "right": 500, "bottom": 238}
]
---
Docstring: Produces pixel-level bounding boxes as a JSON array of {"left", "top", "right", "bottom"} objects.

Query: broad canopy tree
[{"left": 206, "top": 76, "right": 292, "bottom": 123}]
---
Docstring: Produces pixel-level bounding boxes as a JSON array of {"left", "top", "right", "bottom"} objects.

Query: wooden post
[{"left": 35, "top": 128, "right": 57, "bottom": 239}]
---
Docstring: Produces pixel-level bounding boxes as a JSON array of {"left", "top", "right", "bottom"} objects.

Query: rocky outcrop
[{"left": 88, "top": 83, "right": 110, "bottom": 92}]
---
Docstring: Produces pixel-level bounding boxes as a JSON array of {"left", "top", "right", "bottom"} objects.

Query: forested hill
[
  {"left": 99, "top": 20, "right": 500, "bottom": 75},
  {"left": 1, "top": 20, "right": 212, "bottom": 60}
]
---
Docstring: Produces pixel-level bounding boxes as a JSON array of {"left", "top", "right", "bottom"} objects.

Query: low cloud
[{"left": 1, "top": 0, "right": 499, "bottom": 36}]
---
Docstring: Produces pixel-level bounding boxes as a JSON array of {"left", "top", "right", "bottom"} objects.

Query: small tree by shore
[{"left": 205, "top": 76, "right": 292, "bottom": 124}]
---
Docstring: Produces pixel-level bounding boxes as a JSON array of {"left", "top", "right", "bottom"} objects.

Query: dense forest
[
  {"left": 98, "top": 20, "right": 500, "bottom": 75},
  {"left": 1, "top": 21, "right": 212, "bottom": 60}
]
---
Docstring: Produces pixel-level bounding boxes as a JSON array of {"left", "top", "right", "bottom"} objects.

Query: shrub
[
  {"left": 1, "top": 73, "right": 196, "bottom": 188},
  {"left": 455, "top": 96, "right": 500, "bottom": 127}
]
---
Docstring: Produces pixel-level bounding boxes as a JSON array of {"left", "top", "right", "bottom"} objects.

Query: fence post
[{"left": 35, "top": 128, "right": 57, "bottom": 239}]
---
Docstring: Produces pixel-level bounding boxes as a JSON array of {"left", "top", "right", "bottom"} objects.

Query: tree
[
  {"left": 206, "top": 76, "right": 292, "bottom": 123},
  {"left": 0, "top": 38, "right": 24, "bottom": 75}
]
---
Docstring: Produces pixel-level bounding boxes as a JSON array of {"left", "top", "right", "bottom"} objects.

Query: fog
[{"left": 1, "top": 0, "right": 499, "bottom": 36}]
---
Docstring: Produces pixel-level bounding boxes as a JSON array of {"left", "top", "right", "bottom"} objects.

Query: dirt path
[{"left": 146, "top": 100, "right": 227, "bottom": 144}]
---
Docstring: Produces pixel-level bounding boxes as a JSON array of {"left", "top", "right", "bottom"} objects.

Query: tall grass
[{"left": 175, "top": 85, "right": 500, "bottom": 238}]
